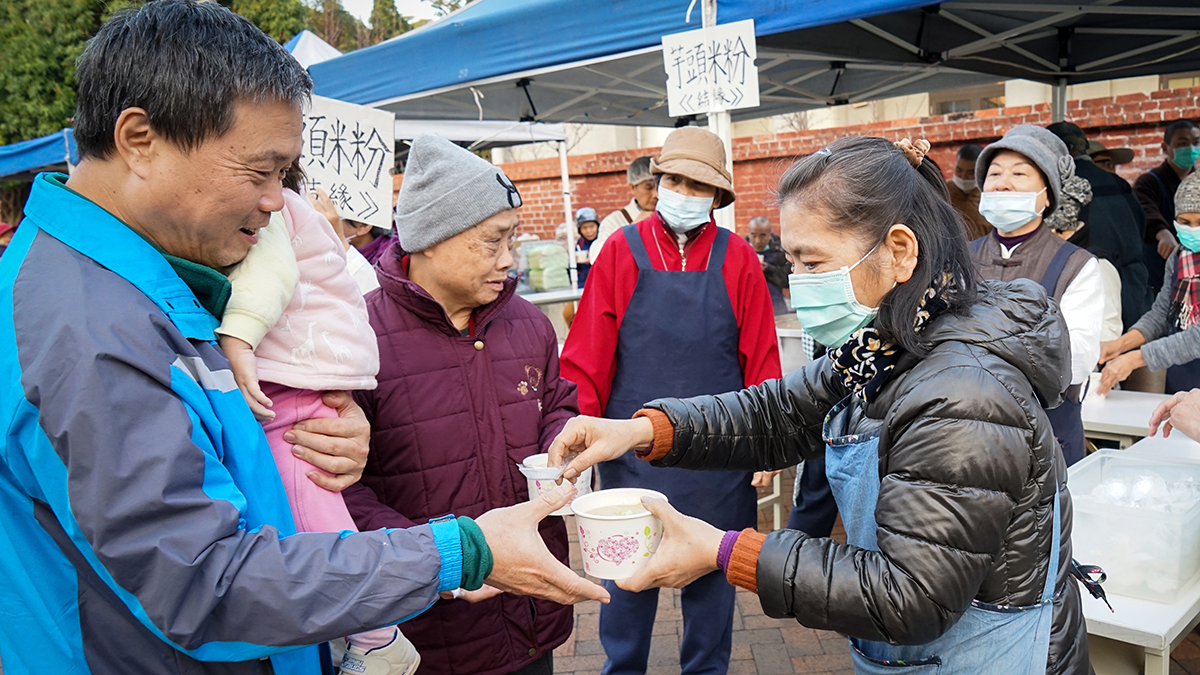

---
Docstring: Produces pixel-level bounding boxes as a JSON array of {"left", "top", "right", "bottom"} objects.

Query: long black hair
[{"left": 777, "top": 136, "right": 979, "bottom": 355}]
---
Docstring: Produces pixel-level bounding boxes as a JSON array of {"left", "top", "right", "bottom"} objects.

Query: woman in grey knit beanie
[{"left": 1101, "top": 171, "right": 1200, "bottom": 394}]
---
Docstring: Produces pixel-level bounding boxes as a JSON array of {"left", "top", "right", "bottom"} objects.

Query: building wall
[{"left": 471, "top": 86, "right": 1200, "bottom": 241}]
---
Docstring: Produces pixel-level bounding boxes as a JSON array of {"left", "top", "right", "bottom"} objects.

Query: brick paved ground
[
  {"left": 1171, "top": 632, "right": 1200, "bottom": 675},
  {"left": 549, "top": 466, "right": 1200, "bottom": 675},
  {"left": 554, "top": 466, "right": 855, "bottom": 675}
]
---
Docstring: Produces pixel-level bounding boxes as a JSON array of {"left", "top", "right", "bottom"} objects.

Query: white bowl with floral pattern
[{"left": 571, "top": 488, "right": 667, "bottom": 580}]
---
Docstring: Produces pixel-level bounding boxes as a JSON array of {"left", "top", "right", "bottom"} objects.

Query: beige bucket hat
[{"left": 650, "top": 126, "right": 736, "bottom": 208}]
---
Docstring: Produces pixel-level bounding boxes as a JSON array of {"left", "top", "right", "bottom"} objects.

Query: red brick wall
[{"left": 481, "top": 86, "right": 1200, "bottom": 240}]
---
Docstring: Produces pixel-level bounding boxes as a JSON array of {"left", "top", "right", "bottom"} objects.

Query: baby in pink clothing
[{"left": 216, "top": 187, "right": 417, "bottom": 675}]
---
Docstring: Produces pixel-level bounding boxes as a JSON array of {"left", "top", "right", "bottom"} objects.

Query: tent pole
[
  {"left": 1051, "top": 78, "right": 1068, "bottom": 123},
  {"left": 559, "top": 140, "right": 577, "bottom": 288},
  {"left": 64, "top": 129, "right": 75, "bottom": 176},
  {"left": 703, "top": 0, "right": 736, "bottom": 231}
]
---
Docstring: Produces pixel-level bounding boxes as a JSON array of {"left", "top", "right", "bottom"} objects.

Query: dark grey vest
[{"left": 970, "top": 225, "right": 1093, "bottom": 302}]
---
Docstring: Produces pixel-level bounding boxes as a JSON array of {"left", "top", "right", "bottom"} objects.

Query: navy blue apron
[
  {"left": 823, "top": 399, "right": 1060, "bottom": 675},
  {"left": 596, "top": 224, "right": 757, "bottom": 675},
  {"left": 1038, "top": 243, "right": 1086, "bottom": 466},
  {"left": 599, "top": 224, "right": 757, "bottom": 531},
  {"left": 1166, "top": 358, "right": 1200, "bottom": 394}
]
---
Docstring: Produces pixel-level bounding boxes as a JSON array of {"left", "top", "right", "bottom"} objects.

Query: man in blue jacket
[{"left": 0, "top": 3, "right": 605, "bottom": 674}]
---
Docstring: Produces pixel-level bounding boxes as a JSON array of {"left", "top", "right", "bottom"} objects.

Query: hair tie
[{"left": 894, "top": 138, "right": 930, "bottom": 168}]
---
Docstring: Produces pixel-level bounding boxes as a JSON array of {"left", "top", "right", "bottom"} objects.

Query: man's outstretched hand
[{"left": 475, "top": 485, "right": 611, "bottom": 606}]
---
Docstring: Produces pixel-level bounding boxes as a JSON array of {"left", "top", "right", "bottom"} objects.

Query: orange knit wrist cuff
[
  {"left": 632, "top": 409, "right": 674, "bottom": 461},
  {"left": 725, "top": 528, "right": 766, "bottom": 593}
]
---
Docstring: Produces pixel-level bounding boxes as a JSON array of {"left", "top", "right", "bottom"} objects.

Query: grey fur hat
[
  {"left": 1176, "top": 171, "right": 1200, "bottom": 216},
  {"left": 1045, "top": 176, "right": 1093, "bottom": 233},
  {"left": 394, "top": 134, "right": 522, "bottom": 252},
  {"left": 976, "top": 125, "right": 1075, "bottom": 217}
]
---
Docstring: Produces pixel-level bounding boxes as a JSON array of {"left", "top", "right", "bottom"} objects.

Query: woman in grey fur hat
[{"left": 968, "top": 124, "right": 1105, "bottom": 467}]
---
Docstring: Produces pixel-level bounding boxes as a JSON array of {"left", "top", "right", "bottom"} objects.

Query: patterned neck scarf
[
  {"left": 1169, "top": 250, "right": 1200, "bottom": 332},
  {"left": 829, "top": 270, "right": 955, "bottom": 402}
]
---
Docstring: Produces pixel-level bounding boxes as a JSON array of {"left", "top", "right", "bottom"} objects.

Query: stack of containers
[{"left": 523, "top": 242, "right": 571, "bottom": 292}]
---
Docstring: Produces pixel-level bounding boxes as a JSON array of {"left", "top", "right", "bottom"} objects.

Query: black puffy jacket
[{"left": 645, "top": 279, "right": 1092, "bottom": 675}]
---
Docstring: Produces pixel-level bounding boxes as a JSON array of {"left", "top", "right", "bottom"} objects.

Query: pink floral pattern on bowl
[{"left": 578, "top": 521, "right": 663, "bottom": 574}]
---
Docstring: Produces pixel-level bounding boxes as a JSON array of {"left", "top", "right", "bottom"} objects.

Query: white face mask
[
  {"left": 978, "top": 188, "right": 1047, "bottom": 233},
  {"left": 951, "top": 175, "right": 977, "bottom": 193},
  {"left": 656, "top": 185, "right": 714, "bottom": 233}
]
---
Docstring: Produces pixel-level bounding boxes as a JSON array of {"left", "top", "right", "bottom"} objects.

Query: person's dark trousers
[
  {"left": 599, "top": 570, "right": 736, "bottom": 675},
  {"left": 1146, "top": 244, "right": 1169, "bottom": 295},
  {"left": 786, "top": 457, "right": 838, "bottom": 538},
  {"left": 510, "top": 652, "right": 553, "bottom": 675}
]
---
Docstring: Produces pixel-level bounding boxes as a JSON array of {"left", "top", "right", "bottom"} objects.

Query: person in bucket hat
[{"left": 560, "top": 125, "right": 781, "bottom": 675}]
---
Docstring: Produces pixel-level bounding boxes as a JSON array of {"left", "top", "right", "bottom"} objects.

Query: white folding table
[
  {"left": 1081, "top": 390, "right": 1170, "bottom": 448},
  {"left": 1076, "top": 434, "right": 1200, "bottom": 674}
]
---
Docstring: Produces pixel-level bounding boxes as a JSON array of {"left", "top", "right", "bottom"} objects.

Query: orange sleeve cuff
[
  {"left": 632, "top": 408, "right": 674, "bottom": 462},
  {"left": 726, "top": 529, "right": 766, "bottom": 593}
]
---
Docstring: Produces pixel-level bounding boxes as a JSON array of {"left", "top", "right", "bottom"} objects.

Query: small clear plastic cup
[{"left": 518, "top": 453, "right": 592, "bottom": 516}]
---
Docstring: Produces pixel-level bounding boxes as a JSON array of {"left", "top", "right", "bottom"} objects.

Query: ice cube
[{"left": 1094, "top": 479, "right": 1129, "bottom": 504}]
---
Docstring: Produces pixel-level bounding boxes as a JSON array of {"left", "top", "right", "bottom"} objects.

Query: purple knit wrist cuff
[{"left": 716, "top": 530, "right": 741, "bottom": 573}]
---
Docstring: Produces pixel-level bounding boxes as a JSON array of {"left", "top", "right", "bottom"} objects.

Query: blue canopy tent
[
  {"left": 308, "top": 0, "right": 1003, "bottom": 127},
  {"left": 0, "top": 129, "right": 77, "bottom": 182},
  {"left": 309, "top": 0, "right": 1200, "bottom": 127}
]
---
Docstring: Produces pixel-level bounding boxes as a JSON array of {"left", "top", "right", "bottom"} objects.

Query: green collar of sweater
[{"left": 46, "top": 175, "right": 232, "bottom": 319}]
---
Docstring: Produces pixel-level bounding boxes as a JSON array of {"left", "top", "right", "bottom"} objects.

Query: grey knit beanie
[
  {"left": 1176, "top": 171, "right": 1200, "bottom": 216},
  {"left": 976, "top": 124, "right": 1075, "bottom": 217},
  {"left": 394, "top": 134, "right": 523, "bottom": 252}
]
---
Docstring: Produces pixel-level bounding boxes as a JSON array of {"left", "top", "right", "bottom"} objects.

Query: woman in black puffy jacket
[{"left": 551, "top": 137, "right": 1092, "bottom": 675}]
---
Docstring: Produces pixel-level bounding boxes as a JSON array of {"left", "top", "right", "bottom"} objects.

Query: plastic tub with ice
[{"left": 1070, "top": 449, "right": 1200, "bottom": 603}]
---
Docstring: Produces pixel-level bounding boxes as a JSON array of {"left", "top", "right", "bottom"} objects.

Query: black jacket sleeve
[
  {"left": 643, "top": 357, "right": 846, "bottom": 471},
  {"left": 651, "top": 353, "right": 1033, "bottom": 646}
]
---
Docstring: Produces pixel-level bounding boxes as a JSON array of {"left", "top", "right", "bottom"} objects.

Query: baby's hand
[{"left": 218, "top": 335, "right": 275, "bottom": 421}]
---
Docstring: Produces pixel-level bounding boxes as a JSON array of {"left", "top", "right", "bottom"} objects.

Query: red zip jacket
[{"left": 562, "top": 212, "right": 782, "bottom": 417}]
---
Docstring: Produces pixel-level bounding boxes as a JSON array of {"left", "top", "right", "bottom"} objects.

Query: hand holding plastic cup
[
  {"left": 519, "top": 453, "right": 592, "bottom": 516},
  {"left": 570, "top": 488, "right": 667, "bottom": 580}
]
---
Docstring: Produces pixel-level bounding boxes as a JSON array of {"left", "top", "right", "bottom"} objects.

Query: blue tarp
[
  {"left": 310, "top": 0, "right": 926, "bottom": 106},
  {"left": 0, "top": 129, "right": 77, "bottom": 181}
]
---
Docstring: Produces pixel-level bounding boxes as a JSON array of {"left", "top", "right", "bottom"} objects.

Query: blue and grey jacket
[{"left": 0, "top": 174, "right": 464, "bottom": 674}]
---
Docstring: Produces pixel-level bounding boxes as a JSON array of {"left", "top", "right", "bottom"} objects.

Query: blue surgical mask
[
  {"left": 656, "top": 185, "right": 713, "bottom": 233},
  {"left": 789, "top": 246, "right": 880, "bottom": 349},
  {"left": 978, "top": 188, "right": 1046, "bottom": 233},
  {"left": 1177, "top": 222, "right": 1200, "bottom": 252},
  {"left": 1174, "top": 146, "right": 1200, "bottom": 170}
]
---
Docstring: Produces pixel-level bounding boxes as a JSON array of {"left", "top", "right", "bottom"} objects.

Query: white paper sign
[
  {"left": 301, "top": 95, "right": 396, "bottom": 229},
  {"left": 662, "top": 19, "right": 759, "bottom": 118}
]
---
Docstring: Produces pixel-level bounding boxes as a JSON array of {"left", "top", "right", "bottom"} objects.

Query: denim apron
[
  {"left": 597, "top": 223, "right": 756, "bottom": 675},
  {"left": 823, "top": 398, "right": 1061, "bottom": 675}
]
